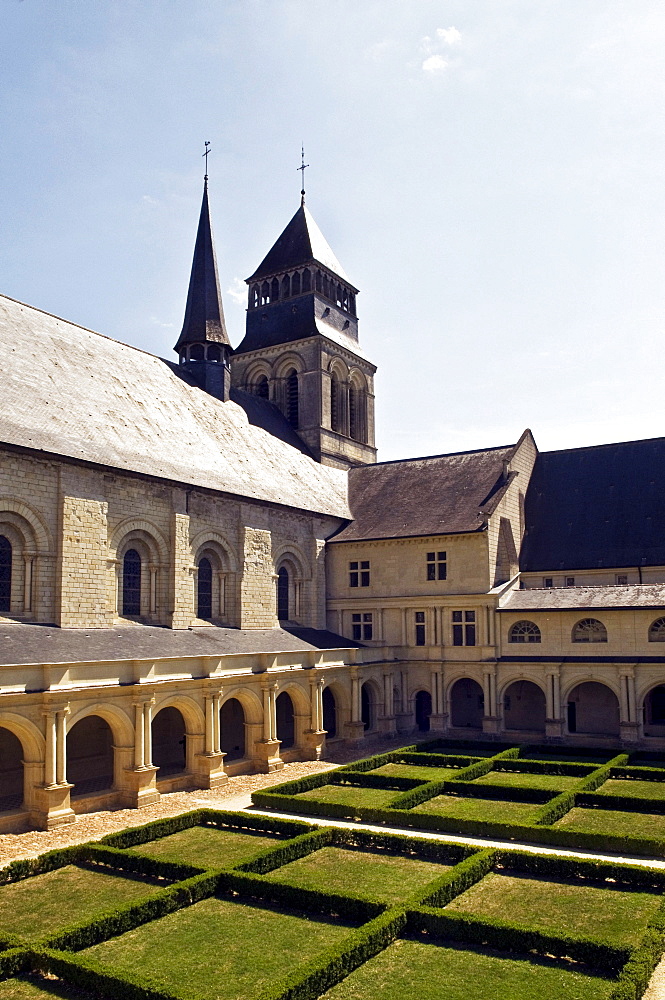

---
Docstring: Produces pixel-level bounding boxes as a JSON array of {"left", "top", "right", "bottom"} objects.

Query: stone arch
[
  {"left": 274, "top": 545, "right": 309, "bottom": 623},
  {"left": 0, "top": 713, "right": 44, "bottom": 761},
  {"left": 219, "top": 697, "right": 246, "bottom": 761},
  {"left": 322, "top": 686, "right": 337, "bottom": 738},
  {"left": 348, "top": 370, "right": 368, "bottom": 444},
  {"left": 0, "top": 501, "right": 53, "bottom": 619},
  {"left": 642, "top": 683, "right": 665, "bottom": 737},
  {"left": 414, "top": 689, "right": 432, "bottom": 732},
  {"left": 152, "top": 705, "right": 187, "bottom": 777},
  {"left": 66, "top": 714, "right": 115, "bottom": 797},
  {"left": 0, "top": 498, "right": 51, "bottom": 553},
  {"left": 449, "top": 677, "right": 484, "bottom": 728},
  {"left": 565, "top": 681, "right": 620, "bottom": 736},
  {"left": 276, "top": 691, "right": 295, "bottom": 749},
  {"left": 501, "top": 679, "right": 546, "bottom": 732},
  {"left": 274, "top": 353, "right": 305, "bottom": 380},
  {"left": 220, "top": 686, "right": 263, "bottom": 727},
  {"left": 192, "top": 532, "right": 238, "bottom": 623},
  {"left": 0, "top": 727, "right": 24, "bottom": 811},
  {"left": 361, "top": 679, "right": 381, "bottom": 732},
  {"left": 66, "top": 702, "right": 134, "bottom": 747},
  {"left": 244, "top": 361, "right": 273, "bottom": 397},
  {"left": 0, "top": 714, "right": 44, "bottom": 814},
  {"left": 110, "top": 519, "right": 168, "bottom": 620}
]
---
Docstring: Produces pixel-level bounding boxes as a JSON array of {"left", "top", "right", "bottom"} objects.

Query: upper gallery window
[
  {"left": 352, "top": 612, "right": 373, "bottom": 641},
  {"left": 0, "top": 535, "right": 11, "bottom": 613},
  {"left": 452, "top": 610, "right": 476, "bottom": 646},
  {"left": 426, "top": 551, "right": 447, "bottom": 581},
  {"left": 415, "top": 611, "right": 426, "bottom": 646},
  {"left": 649, "top": 618, "right": 665, "bottom": 642},
  {"left": 509, "top": 620, "right": 541, "bottom": 643},
  {"left": 350, "top": 560, "right": 370, "bottom": 588},
  {"left": 572, "top": 618, "right": 607, "bottom": 643}
]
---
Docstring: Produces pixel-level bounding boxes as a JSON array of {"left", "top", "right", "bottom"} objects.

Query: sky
[{"left": 1, "top": 1, "right": 664, "bottom": 462}]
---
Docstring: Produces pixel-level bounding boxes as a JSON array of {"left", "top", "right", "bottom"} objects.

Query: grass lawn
[
  {"left": 472, "top": 770, "right": 581, "bottom": 791},
  {"left": 370, "top": 763, "right": 464, "bottom": 782},
  {"left": 84, "top": 894, "right": 354, "bottom": 1000},
  {"left": 411, "top": 794, "right": 541, "bottom": 824},
  {"left": 0, "top": 977, "right": 94, "bottom": 999},
  {"left": 445, "top": 871, "right": 660, "bottom": 946},
  {"left": 319, "top": 938, "right": 615, "bottom": 1000},
  {"left": 554, "top": 807, "right": 665, "bottom": 840},
  {"left": 596, "top": 778, "right": 665, "bottom": 800},
  {"left": 296, "top": 784, "right": 398, "bottom": 809},
  {"left": 0, "top": 864, "right": 166, "bottom": 940},
  {"left": 264, "top": 846, "right": 451, "bottom": 903},
  {"left": 127, "top": 825, "right": 280, "bottom": 868}
]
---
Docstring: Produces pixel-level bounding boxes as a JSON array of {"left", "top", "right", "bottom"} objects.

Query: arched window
[
  {"left": 286, "top": 369, "right": 298, "bottom": 428},
  {"left": 323, "top": 275, "right": 330, "bottom": 299},
  {"left": 330, "top": 371, "right": 341, "bottom": 432},
  {"left": 189, "top": 343, "right": 204, "bottom": 361},
  {"left": 122, "top": 549, "right": 141, "bottom": 616},
  {"left": 572, "top": 618, "right": 607, "bottom": 643},
  {"left": 271, "top": 277, "right": 280, "bottom": 302},
  {"left": 291, "top": 272, "right": 301, "bottom": 296},
  {"left": 349, "top": 384, "right": 358, "bottom": 440},
  {"left": 207, "top": 343, "right": 221, "bottom": 362},
  {"left": 277, "top": 567, "right": 289, "bottom": 621},
  {"left": 281, "top": 275, "right": 291, "bottom": 298},
  {"left": 509, "top": 620, "right": 541, "bottom": 643},
  {"left": 649, "top": 618, "right": 665, "bottom": 642},
  {"left": 315, "top": 270, "right": 322, "bottom": 293},
  {"left": 197, "top": 557, "right": 213, "bottom": 619},
  {"left": 0, "top": 535, "right": 11, "bottom": 613},
  {"left": 261, "top": 281, "right": 270, "bottom": 305},
  {"left": 255, "top": 375, "right": 269, "bottom": 399},
  {"left": 302, "top": 268, "right": 311, "bottom": 292}
]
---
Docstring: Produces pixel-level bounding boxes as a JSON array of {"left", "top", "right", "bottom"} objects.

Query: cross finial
[
  {"left": 203, "top": 141, "right": 211, "bottom": 180},
  {"left": 298, "top": 144, "right": 309, "bottom": 206}
]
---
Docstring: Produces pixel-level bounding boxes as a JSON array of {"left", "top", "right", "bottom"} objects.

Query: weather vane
[
  {"left": 298, "top": 144, "right": 309, "bottom": 205},
  {"left": 203, "top": 141, "right": 211, "bottom": 179}
]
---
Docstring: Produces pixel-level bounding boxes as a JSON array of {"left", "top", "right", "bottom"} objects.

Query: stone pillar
[
  {"left": 620, "top": 670, "right": 640, "bottom": 744},
  {"left": 121, "top": 698, "right": 159, "bottom": 809},
  {"left": 344, "top": 668, "right": 365, "bottom": 741},
  {"left": 169, "top": 502, "right": 193, "bottom": 629},
  {"left": 37, "top": 705, "right": 75, "bottom": 829},
  {"left": 545, "top": 669, "right": 564, "bottom": 739},
  {"left": 378, "top": 670, "right": 397, "bottom": 735},
  {"left": 240, "top": 525, "right": 279, "bottom": 629},
  {"left": 57, "top": 487, "right": 113, "bottom": 628},
  {"left": 395, "top": 667, "right": 413, "bottom": 732},
  {"left": 254, "top": 680, "right": 283, "bottom": 771},
  {"left": 429, "top": 664, "right": 447, "bottom": 732},
  {"left": 194, "top": 689, "right": 227, "bottom": 789},
  {"left": 23, "top": 554, "right": 34, "bottom": 613},
  {"left": 482, "top": 665, "right": 500, "bottom": 735}
]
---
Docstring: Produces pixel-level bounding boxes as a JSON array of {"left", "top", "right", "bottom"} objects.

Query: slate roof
[
  {"left": 247, "top": 203, "right": 353, "bottom": 284},
  {"left": 0, "top": 623, "right": 360, "bottom": 666},
  {"left": 331, "top": 443, "right": 516, "bottom": 543},
  {"left": 520, "top": 438, "right": 665, "bottom": 572},
  {"left": 175, "top": 179, "right": 230, "bottom": 350},
  {"left": 499, "top": 584, "right": 665, "bottom": 612},
  {"left": 0, "top": 294, "right": 350, "bottom": 518}
]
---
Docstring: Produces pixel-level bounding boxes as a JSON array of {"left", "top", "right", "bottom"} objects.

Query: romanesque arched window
[
  {"left": 572, "top": 618, "right": 607, "bottom": 643},
  {"left": 349, "top": 384, "right": 359, "bottom": 441},
  {"left": 509, "top": 620, "right": 541, "bottom": 643},
  {"left": 277, "top": 566, "right": 289, "bottom": 621},
  {"left": 122, "top": 549, "right": 141, "bottom": 616},
  {"left": 331, "top": 371, "right": 341, "bottom": 432},
  {"left": 649, "top": 618, "right": 665, "bottom": 642},
  {"left": 0, "top": 535, "right": 11, "bottom": 613},
  {"left": 286, "top": 369, "right": 299, "bottom": 428},
  {"left": 255, "top": 375, "right": 269, "bottom": 399},
  {"left": 197, "top": 557, "right": 213, "bottom": 619}
]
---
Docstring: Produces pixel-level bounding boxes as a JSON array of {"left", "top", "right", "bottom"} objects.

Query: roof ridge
[
  {"left": 365, "top": 443, "right": 516, "bottom": 468},
  {"left": 542, "top": 436, "right": 665, "bottom": 456}
]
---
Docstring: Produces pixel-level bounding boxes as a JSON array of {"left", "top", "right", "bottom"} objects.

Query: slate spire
[{"left": 175, "top": 178, "right": 230, "bottom": 352}]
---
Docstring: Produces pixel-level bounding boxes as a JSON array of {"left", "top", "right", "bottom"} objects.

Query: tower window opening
[
  {"left": 349, "top": 293, "right": 356, "bottom": 315},
  {"left": 251, "top": 284, "right": 259, "bottom": 308},
  {"left": 261, "top": 281, "right": 270, "bottom": 305},
  {"left": 282, "top": 275, "right": 291, "bottom": 298},
  {"left": 277, "top": 567, "right": 289, "bottom": 620},
  {"left": 255, "top": 375, "right": 269, "bottom": 399},
  {"left": 207, "top": 343, "right": 221, "bottom": 362},
  {"left": 331, "top": 372, "right": 341, "bottom": 432},
  {"left": 322, "top": 275, "right": 330, "bottom": 299},
  {"left": 197, "top": 557, "right": 213, "bottom": 619},
  {"left": 0, "top": 535, "right": 11, "bottom": 613},
  {"left": 122, "top": 549, "right": 141, "bottom": 617},
  {"left": 302, "top": 268, "right": 311, "bottom": 292},
  {"left": 286, "top": 369, "right": 299, "bottom": 428},
  {"left": 349, "top": 385, "right": 358, "bottom": 440},
  {"left": 189, "top": 343, "right": 204, "bottom": 361},
  {"left": 291, "top": 272, "right": 301, "bottom": 296},
  {"left": 271, "top": 277, "right": 280, "bottom": 302},
  {"left": 315, "top": 270, "right": 322, "bottom": 292},
  {"left": 336, "top": 283, "right": 343, "bottom": 307}
]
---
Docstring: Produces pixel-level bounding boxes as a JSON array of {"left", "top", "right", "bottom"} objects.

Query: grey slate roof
[
  {"left": 499, "top": 584, "right": 665, "bottom": 612},
  {"left": 521, "top": 438, "right": 665, "bottom": 571},
  {"left": 174, "top": 179, "right": 230, "bottom": 350},
  {"left": 0, "top": 294, "right": 350, "bottom": 519},
  {"left": 0, "top": 623, "right": 360, "bottom": 666},
  {"left": 247, "top": 204, "right": 352, "bottom": 284},
  {"left": 331, "top": 444, "right": 515, "bottom": 543}
]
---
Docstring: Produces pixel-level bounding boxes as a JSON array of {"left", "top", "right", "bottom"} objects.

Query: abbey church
[{"left": 1, "top": 178, "right": 664, "bottom": 832}]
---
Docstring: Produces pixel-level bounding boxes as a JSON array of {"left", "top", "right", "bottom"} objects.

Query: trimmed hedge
[
  {"left": 0, "top": 844, "right": 84, "bottom": 886},
  {"left": 80, "top": 843, "right": 203, "bottom": 881},
  {"left": 101, "top": 808, "right": 313, "bottom": 851},
  {"left": 216, "top": 869, "right": 384, "bottom": 922},
  {"left": 381, "top": 752, "right": 482, "bottom": 769},
  {"left": 35, "top": 947, "right": 186, "bottom": 1000},
  {"left": 610, "top": 765, "right": 665, "bottom": 781},
  {"left": 414, "top": 849, "right": 496, "bottom": 908},
  {"left": 493, "top": 758, "right": 594, "bottom": 776},
  {"left": 239, "top": 828, "right": 335, "bottom": 874},
  {"left": 407, "top": 907, "right": 631, "bottom": 972},
  {"left": 329, "top": 826, "right": 473, "bottom": 865},
  {"left": 337, "top": 750, "right": 416, "bottom": 774},
  {"left": 578, "top": 792, "right": 665, "bottom": 814},
  {"left": 0, "top": 946, "right": 32, "bottom": 979},
  {"left": 330, "top": 772, "right": 423, "bottom": 791},
  {"left": 493, "top": 847, "right": 665, "bottom": 889}
]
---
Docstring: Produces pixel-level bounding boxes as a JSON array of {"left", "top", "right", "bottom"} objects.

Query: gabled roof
[
  {"left": 499, "top": 584, "right": 665, "bottom": 612},
  {"left": 520, "top": 438, "right": 665, "bottom": 572},
  {"left": 174, "top": 179, "right": 230, "bottom": 350},
  {"left": 0, "top": 294, "right": 350, "bottom": 519},
  {"left": 331, "top": 443, "right": 516, "bottom": 543},
  {"left": 247, "top": 203, "right": 352, "bottom": 285}
]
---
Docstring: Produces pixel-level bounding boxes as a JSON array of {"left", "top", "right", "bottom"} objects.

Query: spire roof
[
  {"left": 175, "top": 179, "right": 230, "bottom": 351},
  {"left": 247, "top": 203, "right": 353, "bottom": 286}
]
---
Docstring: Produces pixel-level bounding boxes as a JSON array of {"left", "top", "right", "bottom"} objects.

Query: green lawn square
[
  {"left": 411, "top": 794, "right": 541, "bottom": 824},
  {"left": 596, "top": 778, "right": 665, "bottom": 800},
  {"left": 83, "top": 894, "right": 355, "bottom": 1000},
  {"left": 472, "top": 770, "right": 581, "bottom": 791},
  {"left": 0, "top": 864, "right": 167, "bottom": 940},
  {"left": 445, "top": 870, "right": 660, "bottom": 947},
  {"left": 296, "top": 784, "right": 398, "bottom": 808},
  {"left": 127, "top": 825, "right": 281, "bottom": 868},
  {"left": 319, "top": 938, "right": 615, "bottom": 1000},
  {"left": 554, "top": 806, "right": 665, "bottom": 839},
  {"left": 370, "top": 763, "right": 464, "bottom": 782},
  {"left": 263, "top": 845, "right": 451, "bottom": 904},
  {"left": 0, "top": 976, "right": 94, "bottom": 999}
]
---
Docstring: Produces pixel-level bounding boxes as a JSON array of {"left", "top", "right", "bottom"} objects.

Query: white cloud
[
  {"left": 422, "top": 54, "right": 448, "bottom": 75},
  {"left": 149, "top": 315, "right": 174, "bottom": 328},
  {"left": 436, "top": 26, "right": 462, "bottom": 47},
  {"left": 226, "top": 276, "right": 246, "bottom": 306},
  {"left": 365, "top": 39, "right": 394, "bottom": 62}
]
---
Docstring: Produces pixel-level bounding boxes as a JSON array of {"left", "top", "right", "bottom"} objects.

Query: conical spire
[
  {"left": 175, "top": 178, "right": 230, "bottom": 352},
  {"left": 247, "top": 203, "right": 352, "bottom": 285}
]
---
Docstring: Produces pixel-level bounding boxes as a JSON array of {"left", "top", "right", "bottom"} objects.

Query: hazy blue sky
[{"left": 1, "top": 2, "right": 664, "bottom": 461}]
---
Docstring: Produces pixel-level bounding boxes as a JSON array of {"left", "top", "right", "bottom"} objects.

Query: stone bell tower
[{"left": 230, "top": 192, "right": 377, "bottom": 469}]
